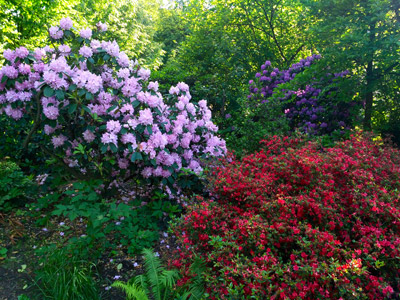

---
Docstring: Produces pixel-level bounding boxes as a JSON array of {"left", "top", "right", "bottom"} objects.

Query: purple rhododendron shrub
[
  {"left": 0, "top": 18, "right": 226, "bottom": 195},
  {"left": 248, "top": 55, "right": 359, "bottom": 135}
]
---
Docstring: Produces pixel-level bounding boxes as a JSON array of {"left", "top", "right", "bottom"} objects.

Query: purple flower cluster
[
  {"left": 248, "top": 55, "right": 358, "bottom": 135},
  {"left": 0, "top": 17, "right": 226, "bottom": 193}
]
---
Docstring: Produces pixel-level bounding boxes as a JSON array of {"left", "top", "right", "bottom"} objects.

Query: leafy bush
[
  {"left": 220, "top": 96, "right": 290, "bottom": 157},
  {"left": 0, "top": 18, "right": 226, "bottom": 196},
  {"left": 247, "top": 56, "right": 359, "bottom": 136},
  {"left": 0, "top": 160, "right": 35, "bottom": 211},
  {"left": 172, "top": 133, "right": 400, "bottom": 299},
  {"left": 32, "top": 180, "right": 179, "bottom": 254}
]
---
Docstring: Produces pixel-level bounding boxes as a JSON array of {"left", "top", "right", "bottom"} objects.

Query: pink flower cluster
[{"left": 0, "top": 17, "right": 226, "bottom": 191}]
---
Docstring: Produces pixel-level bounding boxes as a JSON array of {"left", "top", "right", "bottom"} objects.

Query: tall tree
[
  {"left": 156, "top": 0, "right": 311, "bottom": 117},
  {"left": 302, "top": 0, "right": 400, "bottom": 130}
]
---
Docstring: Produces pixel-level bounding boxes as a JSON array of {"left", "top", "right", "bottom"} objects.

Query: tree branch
[{"left": 23, "top": 91, "right": 42, "bottom": 149}]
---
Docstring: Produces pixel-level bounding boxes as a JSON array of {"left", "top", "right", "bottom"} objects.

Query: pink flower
[
  {"left": 96, "top": 22, "right": 107, "bottom": 32},
  {"left": 43, "top": 105, "right": 59, "bottom": 120},
  {"left": 138, "top": 108, "right": 153, "bottom": 125},
  {"left": 106, "top": 120, "right": 121, "bottom": 133},
  {"left": 52, "top": 135, "right": 67, "bottom": 148},
  {"left": 101, "top": 132, "right": 118, "bottom": 146},
  {"left": 83, "top": 130, "right": 96, "bottom": 143},
  {"left": 3, "top": 49, "right": 16, "bottom": 62},
  {"left": 79, "top": 28, "right": 92, "bottom": 39},
  {"left": 15, "top": 47, "right": 29, "bottom": 59},
  {"left": 49, "top": 26, "right": 63, "bottom": 39},
  {"left": 59, "top": 17, "right": 73, "bottom": 30},
  {"left": 79, "top": 46, "right": 93, "bottom": 58}
]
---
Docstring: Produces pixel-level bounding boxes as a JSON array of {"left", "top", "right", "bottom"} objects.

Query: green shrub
[{"left": 0, "top": 160, "right": 35, "bottom": 211}]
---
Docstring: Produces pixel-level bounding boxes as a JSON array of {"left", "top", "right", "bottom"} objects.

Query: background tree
[
  {"left": 154, "top": 0, "right": 311, "bottom": 118},
  {"left": 301, "top": 0, "right": 400, "bottom": 131}
]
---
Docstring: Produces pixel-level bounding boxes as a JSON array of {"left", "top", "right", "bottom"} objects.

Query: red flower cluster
[{"left": 171, "top": 134, "right": 400, "bottom": 299}]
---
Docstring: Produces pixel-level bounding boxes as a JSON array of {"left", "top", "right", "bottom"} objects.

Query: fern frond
[
  {"left": 187, "top": 257, "right": 206, "bottom": 300},
  {"left": 112, "top": 280, "right": 149, "bottom": 300},
  {"left": 142, "top": 248, "right": 163, "bottom": 300},
  {"left": 160, "top": 269, "right": 180, "bottom": 288},
  {"left": 134, "top": 274, "right": 149, "bottom": 294}
]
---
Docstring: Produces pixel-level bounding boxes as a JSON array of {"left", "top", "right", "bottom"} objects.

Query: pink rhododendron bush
[{"left": 0, "top": 18, "right": 226, "bottom": 193}]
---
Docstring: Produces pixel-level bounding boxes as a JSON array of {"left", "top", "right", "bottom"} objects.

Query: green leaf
[
  {"left": 68, "top": 84, "right": 77, "bottom": 92},
  {"left": 85, "top": 92, "right": 93, "bottom": 100},
  {"left": 132, "top": 100, "right": 140, "bottom": 108},
  {"left": 43, "top": 86, "right": 55, "bottom": 97},
  {"left": 55, "top": 90, "right": 64, "bottom": 100},
  {"left": 68, "top": 103, "right": 77, "bottom": 114},
  {"left": 78, "top": 89, "right": 86, "bottom": 97},
  {"left": 131, "top": 152, "right": 143, "bottom": 162}
]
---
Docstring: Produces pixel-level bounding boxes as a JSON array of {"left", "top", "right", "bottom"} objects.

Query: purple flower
[
  {"left": 79, "top": 46, "right": 93, "bottom": 58},
  {"left": 79, "top": 28, "right": 92, "bottom": 39},
  {"left": 60, "top": 17, "right": 73, "bottom": 30},
  {"left": 52, "top": 135, "right": 67, "bottom": 148},
  {"left": 83, "top": 130, "right": 96, "bottom": 143},
  {"left": 96, "top": 22, "right": 107, "bottom": 32},
  {"left": 15, "top": 47, "right": 29, "bottom": 59},
  {"left": 49, "top": 26, "right": 63, "bottom": 39},
  {"left": 106, "top": 120, "right": 122, "bottom": 133},
  {"left": 101, "top": 132, "right": 118, "bottom": 146},
  {"left": 138, "top": 108, "right": 153, "bottom": 125}
]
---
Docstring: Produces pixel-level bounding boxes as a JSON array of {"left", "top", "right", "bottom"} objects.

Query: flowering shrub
[
  {"left": 0, "top": 18, "right": 226, "bottom": 193},
  {"left": 248, "top": 56, "right": 359, "bottom": 135},
  {"left": 172, "top": 134, "right": 400, "bottom": 299}
]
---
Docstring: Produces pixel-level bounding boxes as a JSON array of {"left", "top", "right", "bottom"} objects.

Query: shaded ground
[{"left": 0, "top": 210, "right": 177, "bottom": 300}]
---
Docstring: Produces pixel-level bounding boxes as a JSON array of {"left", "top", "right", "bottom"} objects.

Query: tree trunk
[
  {"left": 364, "top": 60, "right": 373, "bottom": 130},
  {"left": 363, "top": 22, "right": 376, "bottom": 130}
]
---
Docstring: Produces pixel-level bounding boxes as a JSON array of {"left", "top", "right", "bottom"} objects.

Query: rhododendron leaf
[
  {"left": 137, "top": 125, "right": 144, "bottom": 134},
  {"left": 100, "top": 145, "right": 107, "bottom": 154},
  {"left": 154, "top": 108, "right": 162, "bottom": 116},
  {"left": 131, "top": 152, "right": 142, "bottom": 162},
  {"left": 85, "top": 92, "right": 93, "bottom": 100},
  {"left": 150, "top": 159, "right": 156, "bottom": 167},
  {"left": 132, "top": 100, "right": 140, "bottom": 108},
  {"left": 68, "top": 103, "right": 77, "bottom": 114},
  {"left": 107, "top": 105, "right": 117, "bottom": 113},
  {"left": 104, "top": 54, "right": 111, "bottom": 61},
  {"left": 82, "top": 105, "right": 92, "bottom": 114},
  {"left": 146, "top": 125, "right": 152, "bottom": 135},
  {"left": 1, "top": 76, "right": 7, "bottom": 83},
  {"left": 110, "top": 144, "right": 118, "bottom": 153},
  {"left": 68, "top": 84, "right": 77, "bottom": 92},
  {"left": 44, "top": 86, "right": 55, "bottom": 97},
  {"left": 55, "top": 90, "right": 64, "bottom": 100},
  {"left": 112, "top": 89, "right": 119, "bottom": 96},
  {"left": 78, "top": 89, "right": 86, "bottom": 97}
]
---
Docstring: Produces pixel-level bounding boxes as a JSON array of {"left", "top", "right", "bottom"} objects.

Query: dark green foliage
[
  {"left": 222, "top": 98, "right": 290, "bottom": 156},
  {"left": 0, "top": 160, "right": 36, "bottom": 211},
  {"left": 32, "top": 180, "right": 180, "bottom": 255},
  {"left": 113, "top": 249, "right": 180, "bottom": 300},
  {"left": 32, "top": 244, "right": 100, "bottom": 300}
]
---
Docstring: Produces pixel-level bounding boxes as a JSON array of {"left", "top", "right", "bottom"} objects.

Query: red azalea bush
[{"left": 171, "top": 133, "right": 400, "bottom": 299}]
